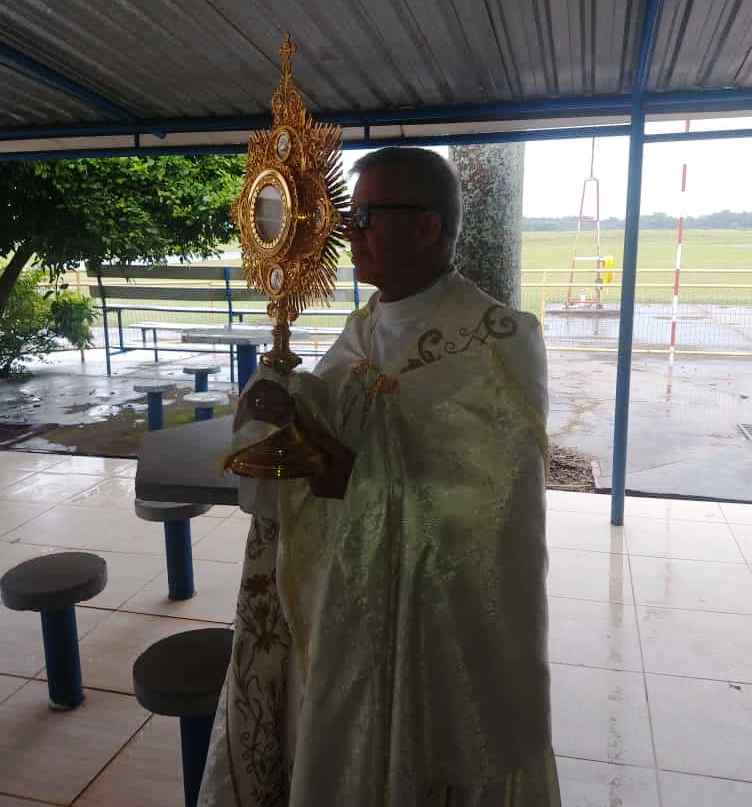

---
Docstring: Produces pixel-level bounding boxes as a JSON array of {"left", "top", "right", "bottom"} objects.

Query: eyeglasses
[{"left": 344, "top": 203, "right": 432, "bottom": 231}]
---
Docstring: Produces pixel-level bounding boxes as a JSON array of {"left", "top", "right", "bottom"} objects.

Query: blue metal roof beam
[{"left": 0, "top": 41, "right": 135, "bottom": 121}]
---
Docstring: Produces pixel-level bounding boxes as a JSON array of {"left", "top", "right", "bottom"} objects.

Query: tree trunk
[
  {"left": 0, "top": 242, "right": 35, "bottom": 317},
  {"left": 449, "top": 144, "right": 525, "bottom": 307}
]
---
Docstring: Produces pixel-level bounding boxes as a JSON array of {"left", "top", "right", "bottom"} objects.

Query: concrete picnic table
[
  {"left": 181, "top": 325, "right": 341, "bottom": 392},
  {"left": 135, "top": 415, "right": 243, "bottom": 506}
]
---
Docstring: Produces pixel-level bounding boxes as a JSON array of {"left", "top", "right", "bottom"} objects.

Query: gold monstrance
[{"left": 226, "top": 34, "right": 349, "bottom": 479}]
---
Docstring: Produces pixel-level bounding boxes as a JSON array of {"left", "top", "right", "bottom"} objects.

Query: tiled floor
[{"left": 1, "top": 451, "right": 751, "bottom": 805}]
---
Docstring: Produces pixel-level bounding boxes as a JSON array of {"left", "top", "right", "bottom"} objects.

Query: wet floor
[{"left": 0, "top": 345, "right": 750, "bottom": 501}]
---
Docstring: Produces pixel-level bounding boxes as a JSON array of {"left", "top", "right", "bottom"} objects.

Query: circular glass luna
[
  {"left": 255, "top": 184, "right": 285, "bottom": 243},
  {"left": 276, "top": 131, "right": 291, "bottom": 161},
  {"left": 269, "top": 266, "right": 285, "bottom": 292}
]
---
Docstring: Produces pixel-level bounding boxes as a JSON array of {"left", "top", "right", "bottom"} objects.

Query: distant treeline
[{"left": 523, "top": 210, "right": 752, "bottom": 230}]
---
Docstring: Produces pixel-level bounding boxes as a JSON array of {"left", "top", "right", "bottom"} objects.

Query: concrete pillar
[{"left": 449, "top": 143, "right": 525, "bottom": 308}]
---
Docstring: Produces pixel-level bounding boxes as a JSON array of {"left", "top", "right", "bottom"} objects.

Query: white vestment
[{"left": 199, "top": 270, "right": 561, "bottom": 806}]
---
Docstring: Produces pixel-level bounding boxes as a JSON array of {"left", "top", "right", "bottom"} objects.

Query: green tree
[{"left": 0, "top": 155, "right": 245, "bottom": 315}]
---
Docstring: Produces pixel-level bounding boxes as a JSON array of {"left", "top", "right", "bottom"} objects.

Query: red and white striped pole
[{"left": 669, "top": 119, "right": 690, "bottom": 362}]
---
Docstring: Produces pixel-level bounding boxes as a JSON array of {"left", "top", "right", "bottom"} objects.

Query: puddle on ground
[{"left": 13, "top": 391, "right": 236, "bottom": 458}]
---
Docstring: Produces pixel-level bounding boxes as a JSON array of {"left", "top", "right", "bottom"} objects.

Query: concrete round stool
[
  {"left": 134, "top": 381, "right": 177, "bottom": 431},
  {"left": 182, "top": 365, "right": 220, "bottom": 393},
  {"left": 183, "top": 391, "right": 229, "bottom": 422},
  {"left": 133, "top": 628, "right": 233, "bottom": 807},
  {"left": 0, "top": 552, "right": 107, "bottom": 710},
  {"left": 135, "top": 499, "right": 212, "bottom": 600}
]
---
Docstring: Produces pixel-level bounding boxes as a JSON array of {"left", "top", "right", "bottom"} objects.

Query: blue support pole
[
  {"left": 352, "top": 269, "right": 360, "bottom": 309},
  {"left": 194, "top": 371, "right": 209, "bottom": 393},
  {"left": 611, "top": 109, "right": 646, "bottom": 526},
  {"left": 224, "top": 268, "right": 236, "bottom": 385},
  {"left": 236, "top": 344, "right": 257, "bottom": 393},
  {"left": 40, "top": 607, "right": 84, "bottom": 710},
  {"left": 164, "top": 520, "right": 195, "bottom": 600},
  {"left": 179, "top": 714, "right": 216, "bottom": 807},
  {"left": 610, "top": 0, "right": 662, "bottom": 526},
  {"left": 195, "top": 406, "right": 214, "bottom": 421},
  {"left": 146, "top": 392, "right": 164, "bottom": 431}
]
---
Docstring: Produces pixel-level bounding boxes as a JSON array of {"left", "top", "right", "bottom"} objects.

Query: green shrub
[
  {"left": 50, "top": 291, "right": 99, "bottom": 353},
  {"left": 0, "top": 269, "right": 58, "bottom": 377}
]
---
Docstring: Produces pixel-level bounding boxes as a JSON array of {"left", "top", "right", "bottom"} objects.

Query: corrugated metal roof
[{"left": 1, "top": 0, "right": 752, "bottom": 150}]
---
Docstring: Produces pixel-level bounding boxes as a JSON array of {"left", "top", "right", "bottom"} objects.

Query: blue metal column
[
  {"left": 179, "top": 713, "right": 216, "bottom": 807},
  {"left": 353, "top": 268, "right": 360, "bottom": 309},
  {"left": 96, "top": 272, "right": 112, "bottom": 377},
  {"left": 195, "top": 406, "right": 214, "bottom": 421},
  {"left": 611, "top": 110, "right": 646, "bottom": 525},
  {"left": 194, "top": 371, "right": 209, "bottom": 393},
  {"left": 40, "top": 607, "right": 84, "bottom": 710},
  {"left": 146, "top": 392, "right": 164, "bottom": 431},
  {"left": 236, "top": 344, "right": 258, "bottom": 393},
  {"left": 610, "top": 0, "right": 662, "bottom": 526},
  {"left": 164, "top": 520, "right": 195, "bottom": 600},
  {"left": 224, "top": 268, "right": 236, "bottom": 385}
]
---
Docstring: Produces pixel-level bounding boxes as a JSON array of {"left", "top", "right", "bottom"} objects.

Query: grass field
[
  {"left": 521, "top": 228, "right": 752, "bottom": 311},
  {"left": 65, "top": 228, "right": 752, "bottom": 333}
]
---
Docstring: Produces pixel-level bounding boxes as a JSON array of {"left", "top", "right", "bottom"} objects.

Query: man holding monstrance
[{"left": 199, "top": 36, "right": 560, "bottom": 807}]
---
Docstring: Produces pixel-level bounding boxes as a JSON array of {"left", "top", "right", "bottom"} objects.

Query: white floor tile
[
  {"left": 0, "top": 501, "right": 56, "bottom": 540},
  {"left": 0, "top": 468, "right": 35, "bottom": 490},
  {"left": 721, "top": 502, "right": 752, "bottom": 526},
  {"left": 550, "top": 664, "right": 654, "bottom": 767},
  {"left": 555, "top": 757, "right": 659, "bottom": 807},
  {"left": 56, "top": 611, "right": 219, "bottom": 695},
  {"left": 660, "top": 770, "right": 752, "bottom": 807},
  {"left": 73, "top": 714, "right": 182, "bottom": 807},
  {"left": 203, "top": 504, "right": 239, "bottom": 519},
  {"left": 546, "top": 490, "right": 612, "bottom": 515},
  {"left": 648, "top": 674, "right": 752, "bottom": 780},
  {"left": 546, "top": 510, "right": 626, "bottom": 553},
  {"left": 66, "top": 477, "right": 136, "bottom": 510},
  {"left": 193, "top": 515, "right": 249, "bottom": 564},
  {"left": 547, "top": 597, "right": 642, "bottom": 672},
  {"left": 6, "top": 506, "right": 217, "bottom": 556},
  {"left": 43, "top": 456, "right": 126, "bottom": 476},
  {"left": 639, "top": 606, "right": 752, "bottom": 683},
  {"left": 0, "top": 674, "right": 28, "bottom": 704},
  {"left": 0, "top": 451, "right": 67, "bottom": 474},
  {"left": 122, "top": 559, "right": 241, "bottom": 623},
  {"left": 729, "top": 524, "right": 752, "bottom": 566},
  {"left": 626, "top": 516, "right": 745, "bottom": 564},
  {"left": 547, "top": 549, "right": 633, "bottom": 603},
  {"left": 625, "top": 497, "right": 725, "bottom": 523},
  {"left": 0, "top": 605, "right": 109, "bottom": 677},
  {"left": 0, "top": 472, "right": 101, "bottom": 504},
  {"left": 630, "top": 556, "right": 752, "bottom": 614},
  {"left": 111, "top": 459, "right": 138, "bottom": 479},
  {"left": 0, "top": 681, "right": 148, "bottom": 804},
  {"left": 0, "top": 795, "right": 57, "bottom": 807}
]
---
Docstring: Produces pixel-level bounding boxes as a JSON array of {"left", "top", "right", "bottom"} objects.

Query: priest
[{"left": 199, "top": 147, "right": 561, "bottom": 806}]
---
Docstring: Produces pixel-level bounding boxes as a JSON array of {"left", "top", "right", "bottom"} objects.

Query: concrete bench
[
  {"left": 183, "top": 391, "right": 229, "bottom": 421},
  {"left": 134, "top": 381, "right": 177, "bottom": 431},
  {"left": 182, "top": 364, "right": 221, "bottom": 392},
  {"left": 133, "top": 628, "right": 233, "bottom": 807},
  {"left": 1, "top": 552, "right": 107, "bottom": 710}
]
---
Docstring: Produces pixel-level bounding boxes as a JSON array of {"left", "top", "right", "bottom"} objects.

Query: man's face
[{"left": 347, "top": 166, "right": 425, "bottom": 289}]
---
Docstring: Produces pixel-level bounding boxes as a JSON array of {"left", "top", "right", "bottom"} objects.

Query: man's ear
[{"left": 419, "top": 211, "right": 443, "bottom": 247}]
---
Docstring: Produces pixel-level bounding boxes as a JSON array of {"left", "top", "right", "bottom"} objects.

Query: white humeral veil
[{"left": 198, "top": 271, "right": 561, "bottom": 806}]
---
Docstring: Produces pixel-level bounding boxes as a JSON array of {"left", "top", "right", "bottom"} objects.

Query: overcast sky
[{"left": 342, "top": 116, "right": 752, "bottom": 220}]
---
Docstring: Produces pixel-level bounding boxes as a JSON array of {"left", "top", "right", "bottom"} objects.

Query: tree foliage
[
  {"left": 0, "top": 269, "right": 59, "bottom": 376},
  {"left": 523, "top": 210, "right": 752, "bottom": 231},
  {"left": 0, "top": 155, "right": 245, "bottom": 313}
]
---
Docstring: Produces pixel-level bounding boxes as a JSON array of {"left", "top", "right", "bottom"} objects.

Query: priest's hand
[
  {"left": 304, "top": 424, "right": 355, "bottom": 500},
  {"left": 241, "top": 379, "right": 295, "bottom": 428}
]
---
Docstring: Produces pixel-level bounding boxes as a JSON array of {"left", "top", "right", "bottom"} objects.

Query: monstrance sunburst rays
[{"left": 232, "top": 33, "right": 349, "bottom": 374}]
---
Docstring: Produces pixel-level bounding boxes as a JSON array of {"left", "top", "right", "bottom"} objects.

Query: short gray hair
[{"left": 350, "top": 147, "right": 463, "bottom": 260}]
